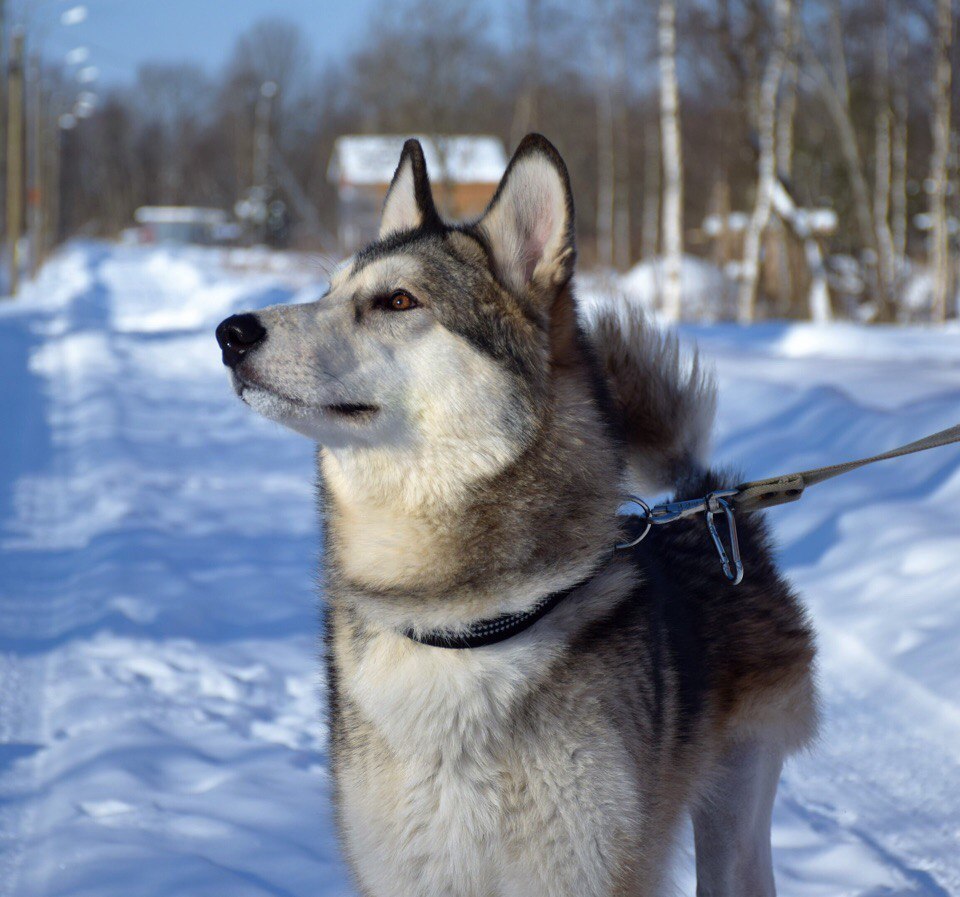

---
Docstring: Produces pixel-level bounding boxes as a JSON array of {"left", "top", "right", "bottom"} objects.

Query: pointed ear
[
  {"left": 477, "top": 134, "right": 575, "bottom": 295},
  {"left": 379, "top": 139, "right": 439, "bottom": 239}
]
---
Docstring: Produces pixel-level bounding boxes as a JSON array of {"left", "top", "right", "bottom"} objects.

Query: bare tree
[
  {"left": 775, "top": 2, "right": 799, "bottom": 181},
  {"left": 133, "top": 64, "right": 211, "bottom": 203},
  {"left": 890, "top": 45, "right": 909, "bottom": 267},
  {"left": 801, "top": 16, "right": 889, "bottom": 315},
  {"left": 738, "top": 0, "right": 790, "bottom": 322},
  {"left": 659, "top": 0, "right": 683, "bottom": 319},
  {"left": 347, "top": 0, "right": 493, "bottom": 137},
  {"left": 509, "top": 0, "right": 543, "bottom": 149},
  {"left": 872, "top": 3, "right": 898, "bottom": 313},
  {"left": 641, "top": 115, "right": 660, "bottom": 261},
  {"left": 929, "top": 0, "right": 953, "bottom": 321},
  {"left": 612, "top": 0, "right": 633, "bottom": 271},
  {"left": 594, "top": 0, "right": 615, "bottom": 269}
]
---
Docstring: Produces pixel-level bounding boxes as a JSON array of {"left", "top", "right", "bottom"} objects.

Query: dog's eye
[{"left": 380, "top": 290, "right": 418, "bottom": 312}]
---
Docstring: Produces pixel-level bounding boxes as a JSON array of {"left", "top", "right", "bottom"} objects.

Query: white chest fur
[
  {"left": 334, "top": 628, "right": 643, "bottom": 897},
  {"left": 336, "top": 631, "right": 554, "bottom": 897}
]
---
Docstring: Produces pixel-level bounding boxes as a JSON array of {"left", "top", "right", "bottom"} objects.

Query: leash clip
[
  {"left": 704, "top": 491, "right": 744, "bottom": 584},
  {"left": 617, "top": 489, "right": 744, "bottom": 585}
]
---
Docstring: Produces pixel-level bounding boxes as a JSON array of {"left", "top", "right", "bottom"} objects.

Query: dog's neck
[{"left": 318, "top": 325, "right": 623, "bottom": 633}]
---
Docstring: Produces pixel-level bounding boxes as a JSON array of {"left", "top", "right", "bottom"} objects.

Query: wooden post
[
  {"left": 5, "top": 29, "right": 24, "bottom": 296},
  {"left": 27, "top": 53, "right": 41, "bottom": 278},
  {"left": 46, "top": 121, "right": 61, "bottom": 256}
]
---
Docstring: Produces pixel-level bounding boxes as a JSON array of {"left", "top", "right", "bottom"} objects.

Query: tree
[
  {"left": 929, "top": 0, "right": 953, "bottom": 321},
  {"left": 738, "top": 0, "right": 791, "bottom": 322},
  {"left": 659, "top": 0, "right": 684, "bottom": 319},
  {"left": 800, "top": 6, "right": 890, "bottom": 316}
]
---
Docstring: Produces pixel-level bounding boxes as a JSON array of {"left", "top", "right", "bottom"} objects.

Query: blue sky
[{"left": 28, "top": 0, "right": 389, "bottom": 85}]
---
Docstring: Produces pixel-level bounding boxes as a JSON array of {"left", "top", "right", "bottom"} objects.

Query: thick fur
[
  {"left": 218, "top": 134, "right": 818, "bottom": 897},
  {"left": 587, "top": 305, "right": 718, "bottom": 494}
]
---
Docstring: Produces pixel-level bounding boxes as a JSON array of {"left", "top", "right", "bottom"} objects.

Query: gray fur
[
  {"left": 217, "top": 134, "right": 818, "bottom": 897},
  {"left": 585, "top": 304, "right": 718, "bottom": 494}
]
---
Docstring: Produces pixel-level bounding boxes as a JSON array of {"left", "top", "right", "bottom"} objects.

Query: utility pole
[
  {"left": 246, "top": 80, "right": 277, "bottom": 240},
  {"left": 46, "top": 119, "right": 63, "bottom": 257},
  {"left": 27, "top": 53, "right": 42, "bottom": 277},
  {"left": 5, "top": 28, "right": 24, "bottom": 296},
  {"left": 0, "top": 0, "right": 7, "bottom": 250}
]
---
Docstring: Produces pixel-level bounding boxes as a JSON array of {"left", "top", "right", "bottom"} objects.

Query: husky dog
[{"left": 216, "top": 135, "right": 817, "bottom": 896}]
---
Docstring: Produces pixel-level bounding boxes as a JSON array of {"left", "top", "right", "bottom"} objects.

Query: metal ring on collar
[{"left": 616, "top": 496, "right": 653, "bottom": 550}]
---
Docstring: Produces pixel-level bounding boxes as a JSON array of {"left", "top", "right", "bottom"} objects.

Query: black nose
[{"left": 216, "top": 313, "right": 266, "bottom": 368}]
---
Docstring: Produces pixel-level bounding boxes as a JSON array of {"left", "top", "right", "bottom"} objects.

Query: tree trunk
[
  {"left": 872, "top": 5, "right": 897, "bottom": 320},
  {"left": 802, "top": 38, "right": 887, "bottom": 313},
  {"left": 641, "top": 116, "right": 660, "bottom": 260},
  {"left": 612, "top": 3, "right": 631, "bottom": 271},
  {"left": 929, "top": 0, "right": 952, "bottom": 322},
  {"left": 594, "top": 2, "right": 614, "bottom": 269},
  {"left": 738, "top": 0, "right": 790, "bottom": 323},
  {"left": 890, "top": 77, "right": 908, "bottom": 268},
  {"left": 775, "top": 0, "right": 798, "bottom": 180},
  {"left": 509, "top": 0, "right": 542, "bottom": 151},
  {"left": 658, "top": 0, "right": 683, "bottom": 319}
]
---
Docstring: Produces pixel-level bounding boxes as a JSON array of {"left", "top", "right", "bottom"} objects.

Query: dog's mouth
[
  {"left": 234, "top": 373, "right": 378, "bottom": 421},
  {"left": 324, "top": 403, "right": 379, "bottom": 418}
]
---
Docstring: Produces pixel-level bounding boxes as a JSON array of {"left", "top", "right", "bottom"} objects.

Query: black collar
[
  {"left": 399, "top": 514, "right": 657, "bottom": 650},
  {"left": 402, "top": 561, "right": 608, "bottom": 650}
]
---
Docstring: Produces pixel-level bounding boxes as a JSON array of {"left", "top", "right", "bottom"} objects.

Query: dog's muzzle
[{"left": 216, "top": 313, "right": 266, "bottom": 368}]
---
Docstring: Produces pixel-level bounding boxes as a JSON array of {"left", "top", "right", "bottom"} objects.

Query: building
[
  {"left": 327, "top": 135, "right": 508, "bottom": 252},
  {"left": 132, "top": 207, "right": 233, "bottom": 245}
]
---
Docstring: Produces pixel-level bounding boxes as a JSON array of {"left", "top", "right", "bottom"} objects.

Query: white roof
[
  {"left": 134, "top": 206, "right": 228, "bottom": 225},
  {"left": 329, "top": 135, "right": 508, "bottom": 186}
]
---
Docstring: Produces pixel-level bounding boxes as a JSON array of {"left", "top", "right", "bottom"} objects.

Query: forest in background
[{"left": 2, "top": 0, "right": 958, "bottom": 321}]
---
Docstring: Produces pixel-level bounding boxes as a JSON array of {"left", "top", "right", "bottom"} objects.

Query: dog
[{"left": 215, "top": 134, "right": 817, "bottom": 896}]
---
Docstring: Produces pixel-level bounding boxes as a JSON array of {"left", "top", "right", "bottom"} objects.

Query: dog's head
[{"left": 217, "top": 134, "right": 578, "bottom": 499}]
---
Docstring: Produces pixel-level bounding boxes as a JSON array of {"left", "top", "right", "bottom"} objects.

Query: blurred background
[
  {"left": 1, "top": 0, "right": 958, "bottom": 321},
  {"left": 2, "top": 3, "right": 960, "bottom": 897}
]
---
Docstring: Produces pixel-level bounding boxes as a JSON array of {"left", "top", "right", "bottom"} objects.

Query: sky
[{"left": 20, "top": 0, "right": 392, "bottom": 86}]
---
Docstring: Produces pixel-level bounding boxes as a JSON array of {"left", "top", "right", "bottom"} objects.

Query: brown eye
[{"left": 383, "top": 290, "right": 418, "bottom": 311}]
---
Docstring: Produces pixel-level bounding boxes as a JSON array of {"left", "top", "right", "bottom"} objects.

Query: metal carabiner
[
  {"left": 617, "top": 496, "right": 653, "bottom": 549},
  {"left": 704, "top": 495, "right": 744, "bottom": 584}
]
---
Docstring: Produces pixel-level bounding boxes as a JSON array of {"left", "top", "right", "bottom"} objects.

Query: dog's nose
[{"left": 216, "top": 313, "right": 266, "bottom": 368}]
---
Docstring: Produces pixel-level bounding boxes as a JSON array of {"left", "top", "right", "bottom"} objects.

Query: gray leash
[{"left": 618, "top": 422, "right": 960, "bottom": 585}]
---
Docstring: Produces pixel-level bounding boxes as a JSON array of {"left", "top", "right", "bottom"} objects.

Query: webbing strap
[{"left": 733, "top": 423, "right": 960, "bottom": 513}]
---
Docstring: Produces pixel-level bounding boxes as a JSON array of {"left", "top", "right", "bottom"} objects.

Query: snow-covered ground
[{"left": 2, "top": 242, "right": 959, "bottom": 896}]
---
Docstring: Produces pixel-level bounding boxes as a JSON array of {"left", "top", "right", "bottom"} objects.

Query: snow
[
  {"left": 328, "top": 135, "right": 508, "bottom": 185},
  {"left": 582, "top": 254, "right": 738, "bottom": 321},
  {"left": 2, "top": 242, "right": 960, "bottom": 896}
]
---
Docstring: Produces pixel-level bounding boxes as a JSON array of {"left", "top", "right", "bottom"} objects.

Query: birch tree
[
  {"left": 658, "top": 0, "right": 683, "bottom": 319},
  {"left": 888, "top": 0, "right": 910, "bottom": 272},
  {"left": 929, "top": 0, "right": 953, "bottom": 322},
  {"left": 738, "top": 0, "right": 790, "bottom": 322},
  {"left": 872, "top": 3, "right": 898, "bottom": 317}
]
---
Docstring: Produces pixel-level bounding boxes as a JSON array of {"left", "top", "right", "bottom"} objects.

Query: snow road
[{"left": 1, "top": 243, "right": 958, "bottom": 896}]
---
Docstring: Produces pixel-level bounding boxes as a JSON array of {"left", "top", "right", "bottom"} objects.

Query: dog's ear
[
  {"left": 379, "top": 139, "right": 439, "bottom": 239},
  {"left": 477, "top": 134, "right": 575, "bottom": 296}
]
